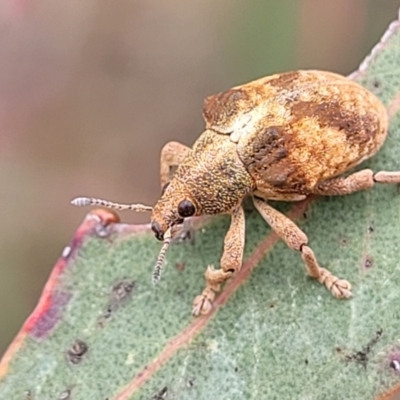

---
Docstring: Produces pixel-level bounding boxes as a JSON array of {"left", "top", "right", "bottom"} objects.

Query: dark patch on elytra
[
  {"left": 267, "top": 71, "right": 300, "bottom": 88},
  {"left": 262, "top": 164, "right": 296, "bottom": 187},
  {"left": 202, "top": 88, "right": 253, "bottom": 128},
  {"left": 241, "top": 125, "right": 310, "bottom": 191},
  {"left": 244, "top": 126, "right": 287, "bottom": 170},
  {"left": 67, "top": 339, "right": 88, "bottom": 365},
  {"left": 290, "top": 100, "right": 378, "bottom": 146}
]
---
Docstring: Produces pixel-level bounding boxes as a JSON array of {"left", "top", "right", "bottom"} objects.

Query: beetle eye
[{"left": 177, "top": 199, "right": 195, "bottom": 218}]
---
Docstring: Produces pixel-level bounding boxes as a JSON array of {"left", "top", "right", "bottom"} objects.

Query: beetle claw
[
  {"left": 192, "top": 288, "right": 216, "bottom": 316},
  {"left": 318, "top": 268, "right": 353, "bottom": 299}
]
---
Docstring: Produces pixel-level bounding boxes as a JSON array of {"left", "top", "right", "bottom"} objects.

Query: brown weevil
[{"left": 72, "top": 70, "right": 400, "bottom": 316}]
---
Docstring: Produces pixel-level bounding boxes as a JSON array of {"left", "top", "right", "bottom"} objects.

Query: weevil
[{"left": 72, "top": 70, "right": 400, "bottom": 316}]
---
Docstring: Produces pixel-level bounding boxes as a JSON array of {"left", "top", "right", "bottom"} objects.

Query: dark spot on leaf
[
  {"left": 186, "top": 379, "right": 195, "bottom": 388},
  {"left": 336, "top": 346, "right": 343, "bottom": 354},
  {"left": 112, "top": 279, "right": 135, "bottom": 302},
  {"left": 176, "top": 262, "right": 185, "bottom": 271},
  {"left": 303, "top": 211, "right": 308, "bottom": 219},
  {"left": 368, "top": 224, "right": 374, "bottom": 233},
  {"left": 98, "top": 279, "right": 135, "bottom": 326},
  {"left": 372, "top": 79, "right": 381, "bottom": 89},
  {"left": 305, "top": 359, "right": 309, "bottom": 365},
  {"left": 151, "top": 386, "right": 168, "bottom": 400},
  {"left": 234, "top": 367, "right": 239, "bottom": 372},
  {"left": 67, "top": 339, "right": 88, "bottom": 365},
  {"left": 344, "top": 329, "right": 382, "bottom": 368},
  {"left": 363, "top": 255, "right": 374, "bottom": 270},
  {"left": 104, "top": 305, "right": 113, "bottom": 318}
]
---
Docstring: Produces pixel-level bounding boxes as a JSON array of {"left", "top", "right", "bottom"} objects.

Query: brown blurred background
[{"left": 0, "top": 0, "right": 399, "bottom": 359}]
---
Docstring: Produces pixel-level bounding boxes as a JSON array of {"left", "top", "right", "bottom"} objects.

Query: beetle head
[
  {"left": 150, "top": 179, "right": 198, "bottom": 241},
  {"left": 150, "top": 144, "right": 254, "bottom": 241}
]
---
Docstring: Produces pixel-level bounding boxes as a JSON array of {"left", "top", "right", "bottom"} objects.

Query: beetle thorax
[
  {"left": 176, "top": 130, "right": 254, "bottom": 214},
  {"left": 151, "top": 130, "right": 254, "bottom": 238}
]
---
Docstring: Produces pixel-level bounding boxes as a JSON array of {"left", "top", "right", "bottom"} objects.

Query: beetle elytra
[{"left": 72, "top": 70, "right": 400, "bottom": 316}]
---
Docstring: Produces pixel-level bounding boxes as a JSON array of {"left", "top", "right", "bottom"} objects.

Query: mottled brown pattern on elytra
[
  {"left": 267, "top": 71, "right": 301, "bottom": 88},
  {"left": 235, "top": 71, "right": 388, "bottom": 196},
  {"left": 290, "top": 100, "right": 378, "bottom": 146}
]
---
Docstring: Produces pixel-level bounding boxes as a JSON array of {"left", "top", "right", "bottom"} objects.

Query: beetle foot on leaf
[
  {"left": 192, "top": 288, "right": 216, "bottom": 316},
  {"left": 317, "top": 268, "right": 352, "bottom": 298},
  {"left": 192, "top": 265, "right": 228, "bottom": 316}
]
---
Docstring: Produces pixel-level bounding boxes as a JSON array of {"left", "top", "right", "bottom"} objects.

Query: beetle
[{"left": 72, "top": 70, "right": 400, "bottom": 316}]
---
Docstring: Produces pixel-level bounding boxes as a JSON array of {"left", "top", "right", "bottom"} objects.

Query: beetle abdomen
[{"left": 234, "top": 71, "right": 388, "bottom": 193}]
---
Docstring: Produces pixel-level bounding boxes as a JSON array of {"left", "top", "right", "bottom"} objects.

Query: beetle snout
[{"left": 151, "top": 221, "right": 164, "bottom": 241}]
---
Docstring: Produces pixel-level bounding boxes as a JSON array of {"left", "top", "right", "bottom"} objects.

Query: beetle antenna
[
  {"left": 71, "top": 196, "right": 152, "bottom": 212},
  {"left": 152, "top": 228, "right": 172, "bottom": 284}
]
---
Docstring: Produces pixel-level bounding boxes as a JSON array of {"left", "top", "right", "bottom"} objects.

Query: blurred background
[{"left": 0, "top": 0, "right": 399, "bottom": 358}]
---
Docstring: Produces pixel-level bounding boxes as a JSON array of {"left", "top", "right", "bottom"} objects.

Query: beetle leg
[
  {"left": 192, "top": 206, "right": 245, "bottom": 316},
  {"left": 253, "top": 197, "right": 352, "bottom": 299},
  {"left": 312, "top": 169, "right": 400, "bottom": 196},
  {"left": 160, "top": 141, "right": 191, "bottom": 189},
  {"left": 374, "top": 171, "right": 400, "bottom": 184}
]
